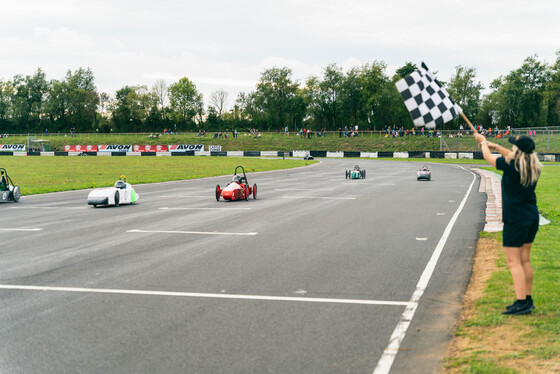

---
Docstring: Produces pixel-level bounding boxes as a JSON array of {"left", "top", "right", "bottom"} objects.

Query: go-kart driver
[
  {"left": 230, "top": 175, "right": 247, "bottom": 186},
  {"left": 0, "top": 170, "right": 7, "bottom": 191}
]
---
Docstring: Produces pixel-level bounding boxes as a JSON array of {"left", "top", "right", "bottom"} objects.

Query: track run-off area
[{"left": 0, "top": 159, "right": 486, "bottom": 374}]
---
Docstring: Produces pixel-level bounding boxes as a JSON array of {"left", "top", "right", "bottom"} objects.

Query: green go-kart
[{"left": 345, "top": 165, "right": 366, "bottom": 179}]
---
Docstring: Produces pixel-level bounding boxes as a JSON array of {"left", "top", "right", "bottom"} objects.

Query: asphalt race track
[{"left": 0, "top": 159, "right": 486, "bottom": 374}]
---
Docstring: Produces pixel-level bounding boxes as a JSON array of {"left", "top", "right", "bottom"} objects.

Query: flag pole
[{"left": 460, "top": 112, "right": 478, "bottom": 134}]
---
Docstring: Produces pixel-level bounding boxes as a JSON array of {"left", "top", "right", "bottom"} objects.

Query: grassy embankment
[{"left": 4, "top": 131, "right": 560, "bottom": 153}]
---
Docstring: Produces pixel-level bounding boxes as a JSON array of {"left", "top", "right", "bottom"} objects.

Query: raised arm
[{"left": 474, "top": 133, "right": 499, "bottom": 168}]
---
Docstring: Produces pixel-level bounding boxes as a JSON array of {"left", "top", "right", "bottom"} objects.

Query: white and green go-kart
[{"left": 87, "top": 176, "right": 139, "bottom": 207}]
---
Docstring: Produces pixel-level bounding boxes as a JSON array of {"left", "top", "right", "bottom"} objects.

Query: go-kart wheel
[
  {"left": 244, "top": 185, "right": 249, "bottom": 201},
  {"left": 363, "top": 170, "right": 366, "bottom": 179},
  {"left": 215, "top": 185, "right": 221, "bottom": 201},
  {"left": 114, "top": 191, "right": 120, "bottom": 207},
  {"left": 12, "top": 186, "right": 21, "bottom": 202},
  {"left": 252, "top": 184, "right": 257, "bottom": 199},
  {"left": 93, "top": 204, "right": 97, "bottom": 208},
  {"left": 345, "top": 171, "right": 349, "bottom": 179}
]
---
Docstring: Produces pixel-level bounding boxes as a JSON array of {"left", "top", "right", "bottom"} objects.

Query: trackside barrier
[
  {"left": 311, "top": 151, "right": 326, "bottom": 158},
  {"left": 171, "top": 151, "right": 195, "bottom": 156},
  {"left": 243, "top": 151, "right": 261, "bottom": 157},
  {"left": 360, "top": 152, "right": 378, "bottom": 158},
  {"left": 393, "top": 152, "right": 409, "bottom": 158},
  {"left": 260, "top": 151, "right": 278, "bottom": 157},
  {"left": 377, "top": 151, "right": 394, "bottom": 158},
  {"left": 408, "top": 151, "right": 425, "bottom": 158},
  {"left": 2, "top": 150, "right": 559, "bottom": 160},
  {"left": 326, "top": 151, "right": 344, "bottom": 157},
  {"left": 227, "top": 151, "right": 243, "bottom": 157}
]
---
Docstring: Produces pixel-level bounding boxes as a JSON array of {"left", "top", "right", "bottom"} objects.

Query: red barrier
[
  {"left": 64, "top": 145, "right": 98, "bottom": 152},
  {"left": 133, "top": 145, "right": 168, "bottom": 152}
]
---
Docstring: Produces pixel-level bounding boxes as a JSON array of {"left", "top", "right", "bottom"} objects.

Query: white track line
[
  {"left": 159, "top": 207, "right": 251, "bottom": 210},
  {"left": 273, "top": 188, "right": 335, "bottom": 191},
  {"left": 281, "top": 196, "right": 356, "bottom": 200},
  {"left": 373, "top": 167, "right": 476, "bottom": 374},
  {"left": 159, "top": 195, "right": 210, "bottom": 198},
  {"left": 0, "top": 228, "right": 42, "bottom": 232},
  {"left": 127, "top": 229, "right": 257, "bottom": 236},
  {"left": 9, "top": 206, "right": 85, "bottom": 210},
  {"left": 141, "top": 188, "right": 202, "bottom": 195},
  {"left": 0, "top": 284, "right": 411, "bottom": 306}
]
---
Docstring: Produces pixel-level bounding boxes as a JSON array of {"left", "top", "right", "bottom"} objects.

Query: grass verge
[
  {"left": 444, "top": 165, "right": 560, "bottom": 373},
  {"left": 1, "top": 156, "right": 316, "bottom": 195}
]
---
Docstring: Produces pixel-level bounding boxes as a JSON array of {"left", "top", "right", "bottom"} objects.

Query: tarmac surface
[{"left": 0, "top": 159, "right": 487, "bottom": 374}]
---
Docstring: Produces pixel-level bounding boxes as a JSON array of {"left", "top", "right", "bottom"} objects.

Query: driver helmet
[
  {"left": 354, "top": 165, "right": 360, "bottom": 170},
  {"left": 115, "top": 180, "right": 126, "bottom": 189},
  {"left": 422, "top": 166, "right": 429, "bottom": 171},
  {"left": 232, "top": 175, "right": 242, "bottom": 184}
]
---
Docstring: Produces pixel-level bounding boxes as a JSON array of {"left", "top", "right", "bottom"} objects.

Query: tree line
[{"left": 1, "top": 51, "right": 559, "bottom": 134}]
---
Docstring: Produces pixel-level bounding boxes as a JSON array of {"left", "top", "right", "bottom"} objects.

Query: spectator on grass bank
[{"left": 475, "top": 133, "right": 542, "bottom": 315}]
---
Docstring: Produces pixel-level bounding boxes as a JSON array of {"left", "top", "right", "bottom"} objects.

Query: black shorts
[{"left": 503, "top": 219, "right": 539, "bottom": 247}]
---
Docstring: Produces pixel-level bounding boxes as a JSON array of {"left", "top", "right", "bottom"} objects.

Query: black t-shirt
[{"left": 496, "top": 157, "right": 539, "bottom": 226}]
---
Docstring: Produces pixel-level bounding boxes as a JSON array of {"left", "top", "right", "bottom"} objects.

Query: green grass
[
  {"left": 4, "top": 131, "right": 560, "bottom": 153},
  {"left": 1, "top": 157, "right": 316, "bottom": 195},
  {"left": 445, "top": 165, "right": 560, "bottom": 373}
]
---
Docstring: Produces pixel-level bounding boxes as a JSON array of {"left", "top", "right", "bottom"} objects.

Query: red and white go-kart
[{"left": 216, "top": 166, "right": 257, "bottom": 201}]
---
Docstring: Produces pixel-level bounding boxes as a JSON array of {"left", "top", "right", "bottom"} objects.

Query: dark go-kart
[
  {"left": 0, "top": 168, "right": 21, "bottom": 203},
  {"left": 346, "top": 165, "right": 366, "bottom": 179},
  {"left": 216, "top": 166, "right": 257, "bottom": 201}
]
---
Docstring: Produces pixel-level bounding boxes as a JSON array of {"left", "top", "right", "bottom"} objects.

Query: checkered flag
[{"left": 395, "top": 63, "right": 462, "bottom": 129}]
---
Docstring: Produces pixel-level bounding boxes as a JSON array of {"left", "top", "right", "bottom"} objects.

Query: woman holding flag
[
  {"left": 394, "top": 62, "right": 542, "bottom": 315},
  {"left": 475, "top": 133, "right": 542, "bottom": 315}
]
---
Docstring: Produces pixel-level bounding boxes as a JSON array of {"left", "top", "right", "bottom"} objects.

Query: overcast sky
[{"left": 1, "top": 0, "right": 559, "bottom": 108}]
